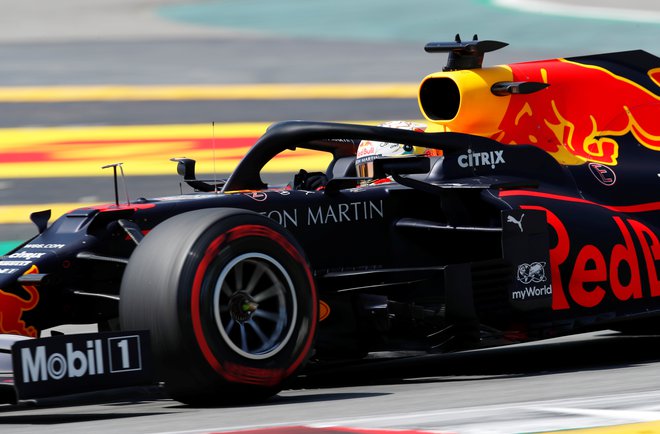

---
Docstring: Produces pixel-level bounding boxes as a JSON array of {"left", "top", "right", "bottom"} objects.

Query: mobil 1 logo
[{"left": 12, "top": 331, "right": 153, "bottom": 400}]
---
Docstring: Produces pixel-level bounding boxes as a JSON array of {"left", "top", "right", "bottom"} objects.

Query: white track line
[
  {"left": 493, "top": 0, "right": 660, "bottom": 23},
  {"left": 150, "top": 390, "right": 660, "bottom": 434}
]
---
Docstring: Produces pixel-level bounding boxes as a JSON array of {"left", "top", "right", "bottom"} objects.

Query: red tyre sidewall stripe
[
  {"left": 190, "top": 224, "right": 317, "bottom": 385},
  {"left": 191, "top": 233, "right": 227, "bottom": 374}
]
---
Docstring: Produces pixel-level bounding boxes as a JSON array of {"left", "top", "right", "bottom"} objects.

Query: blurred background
[{"left": 1, "top": 0, "right": 659, "bottom": 253}]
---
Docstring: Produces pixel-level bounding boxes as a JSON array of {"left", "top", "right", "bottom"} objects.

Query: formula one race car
[{"left": 0, "top": 35, "right": 658, "bottom": 405}]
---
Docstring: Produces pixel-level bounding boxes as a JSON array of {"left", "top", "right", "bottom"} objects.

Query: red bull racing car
[{"left": 0, "top": 36, "right": 658, "bottom": 405}]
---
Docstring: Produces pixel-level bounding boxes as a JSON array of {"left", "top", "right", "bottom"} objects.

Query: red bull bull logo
[
  {"left": 0, "top": 265, "right": 40, "bottom": 337},
  {"left": 418, "top": 50, "right": 660, "bottom": 166},
  {"left": 494, "top": 58, "right": 660, "bottom": 165}
]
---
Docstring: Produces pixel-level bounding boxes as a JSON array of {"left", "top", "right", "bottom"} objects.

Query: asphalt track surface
[
  {"left": 2, "top": 1, "right": 660, "bottom": 433},
  {"left": 4, "top": 331, "right": 660, "bottom": 433}
]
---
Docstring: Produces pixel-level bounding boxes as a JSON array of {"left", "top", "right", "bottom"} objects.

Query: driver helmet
[{"left": 355, "top": 121, "right": 436, "bottom": 178}]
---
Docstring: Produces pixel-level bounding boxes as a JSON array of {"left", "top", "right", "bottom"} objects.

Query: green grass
[{"left": 0, "top": 240, "right": 22, "bottom": 255}]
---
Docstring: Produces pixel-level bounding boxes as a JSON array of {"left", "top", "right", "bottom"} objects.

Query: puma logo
[
  {"left": 0, "top": 265, "right": 40, "bottom": 337},
  {"left": 507, "top": 213, "right": 525, "bottom": 232}
]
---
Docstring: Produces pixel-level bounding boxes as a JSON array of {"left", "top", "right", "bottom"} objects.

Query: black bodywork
[
  {"left": 3, "top": 120, "right": 658, "bottom": 350},
  {"left": 1, "top": 40, "right": 659, "bottom": 403}
]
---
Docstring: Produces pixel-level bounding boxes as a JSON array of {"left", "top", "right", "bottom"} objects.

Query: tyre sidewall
[{"left": 177, "top": 214, "right": 317, "bottom": 387}]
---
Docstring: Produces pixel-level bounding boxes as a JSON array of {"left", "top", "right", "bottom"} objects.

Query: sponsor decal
[
  {"left": 20, "top": 336, "right": 143, "bottom": 383},
  {"left": 356, "top": 141, "right": 375, "bottom": 160},
  {"left": 512, "top": 262, "right": 553, "bottom": 301},
  {"left": 507, "top": 213, "right": 525, "bottom": 232},
  {"left": 588, "top": 163, "right": 617, "bottom": 186},
  {"left": 0, "top": 269, "right": 18, "bottom": 275},
  {"left": 23, "top": 243, "right": 66, "bottom": 249},
  {"left": 493, "top": 59, "right": 660, "bottom": 165},
  {"left": 307, "top": 200, "right": 384, "bottom": 225},
  {"left": 262, "top": 209, "right": 299, "bottom": 229},
  {"left": 458, "top": 149, "right": 505, "bottom": 169},
  {"left": 0, "top": 265, "right": 40, "bottom": 337},
  {"left": 12, "top": 331, "right": 153, "bottom": 400},
  {"left": 244, "top": 192, "right": 268, "bottom": 202},
  {"left": 0, "top": 261, "right": 32, "bottom": 267},
  {"left": 512, "top": 285, "right": 553, "bottom": 301},
  {"left": 502, "top": 209, "right": 553, "bottom": 309},
  {"left": 517, "top": 262, "right": 547, "bottom": 284},
  {"left": 21, "top": 340, "right": 106, "bottom": 382},
  {"left": 523, "top": 205, "right": 660, "bottom": 310},
  {"left": 260, "top": 200, "right": 384, "bottom": 229},
  {"left": 8, "top": 251, "right": 47, "bottom": 260}
]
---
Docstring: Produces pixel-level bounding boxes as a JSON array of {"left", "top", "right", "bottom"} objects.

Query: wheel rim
[{"left": 212, "top": 252, "right": 298, "bottom": 360}]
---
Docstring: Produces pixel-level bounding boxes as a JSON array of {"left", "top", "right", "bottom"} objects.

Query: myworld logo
[{"left": 512, "top": 285, "right": 553, "bottom": 301}]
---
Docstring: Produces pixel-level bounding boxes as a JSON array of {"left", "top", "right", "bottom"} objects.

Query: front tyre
[{"left": 119, "top": 209, "right": 317, "bottom": 405}]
